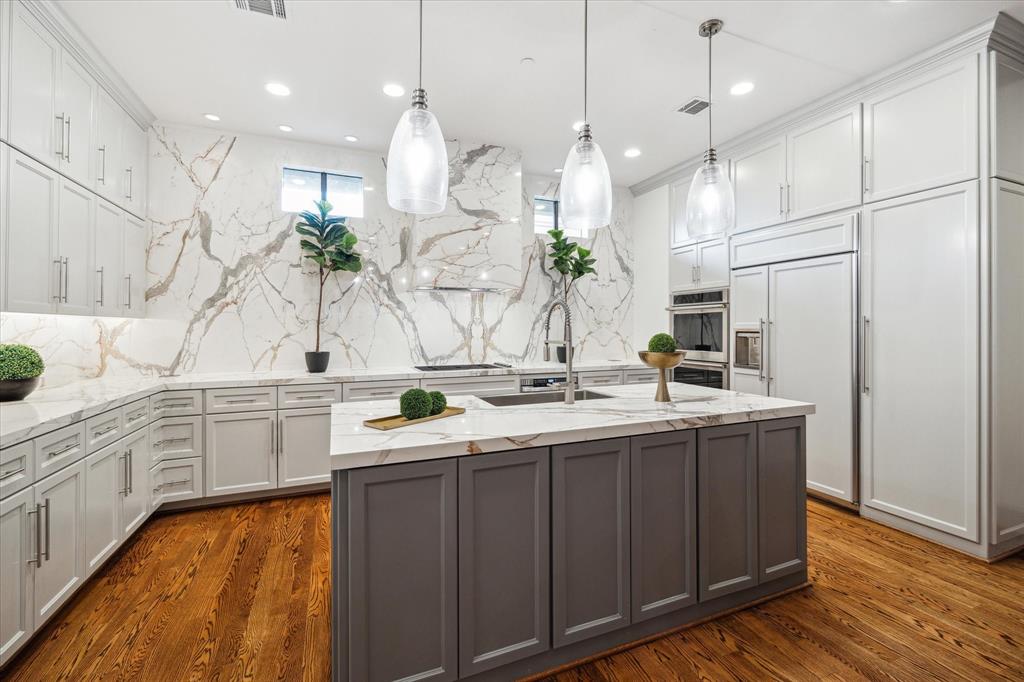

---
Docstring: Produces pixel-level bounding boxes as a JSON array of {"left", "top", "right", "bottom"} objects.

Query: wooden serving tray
[{"left": 363, "top": 406, "right": 466, "bottom": 431}]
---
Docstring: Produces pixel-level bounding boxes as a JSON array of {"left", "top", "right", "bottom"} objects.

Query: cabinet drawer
[
  {"left": 205, "top": 386, "right": 278, "bottom": 413},
  {"left": 343, "top": 379, "right": 420, "bottom": 402},
  {"left": 578, "top": 371, "right": 623, "bottom": 387},
  {"left": 151, "top": 456, "right": 204, "bottom": 508},
  {"left": 149, "top": 416, "right": 203, "bottom": 464},
  {"left": 85, "top": 409, "right": 123, "bottom": 454},
  {"left": 121, "top": 397, "right": 150, "bottom": 434},
  {"left": 0, "top": 441, "right": 35, "bottom": 499},
  {"left": 277, "top": 384, "right": 342, "bottom": 409},
  {"left": 150, "top": 390, "right": 203, "bottom": 419},
  {"left": 34, "top": 422, "right": 87, "bottom": 479},
  {"left": 420, "top": 375, "right": 519, "bottom": 396},
  {"left": 623, "top": 369, "right": 660, "bottom": 384},
  {"left": 730, "top": 212, "right": 857, "bottom": 269}
]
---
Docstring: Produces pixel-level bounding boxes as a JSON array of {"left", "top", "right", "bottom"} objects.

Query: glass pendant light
[
  {"left": 559, "top": 0, "right": 612, "bottom": 236},
  {"left": 386, "top": 0, "right": 448, "bottom": 215},
  {"left": 685, "top": 19, "right": 735, "bottom": 238}
]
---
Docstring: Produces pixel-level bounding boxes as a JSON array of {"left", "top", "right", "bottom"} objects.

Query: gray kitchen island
[{"left": 329, "top": 383, "right": 815, "bottom": 681}]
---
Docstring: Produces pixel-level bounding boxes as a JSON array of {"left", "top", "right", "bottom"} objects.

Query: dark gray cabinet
[
  {"left": 758, "top": 417, "right": 807, "bottom": 582},
  {"left": 698, "top": 423, "right": 759, "bottom": 601},
  {"left": 458, "top": 448, "right": 550, "bottom": 675},
  {"left": 552, "top": 438, "right": 630, "bottom": 647},
  {"left": 630, "top": 430, "right": 697, "bottom": 622}
]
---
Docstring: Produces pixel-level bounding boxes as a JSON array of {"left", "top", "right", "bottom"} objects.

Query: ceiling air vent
[
  {"left": 233, "top": 0, "right": 286, "bottom": 19},
  {"left": 678, "top": 97, "right": 709, "bottom": 115}
]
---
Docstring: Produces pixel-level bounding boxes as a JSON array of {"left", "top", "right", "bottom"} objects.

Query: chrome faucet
[{"left": 543, "top": 298, "right": 575, "bottom": 404}]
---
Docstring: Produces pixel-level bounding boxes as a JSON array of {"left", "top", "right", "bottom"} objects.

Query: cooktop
[{"left": 414, "top": 363, "right": 510, "bottom": 371}]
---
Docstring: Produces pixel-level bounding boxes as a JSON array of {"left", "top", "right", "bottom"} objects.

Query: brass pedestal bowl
[{"left": 638, "top": 350, "right": 686, "bottom": 402}]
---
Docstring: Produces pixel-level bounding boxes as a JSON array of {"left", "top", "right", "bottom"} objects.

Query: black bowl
[{"left": 0, "top": 376, "right": 41, "bottom": 402}]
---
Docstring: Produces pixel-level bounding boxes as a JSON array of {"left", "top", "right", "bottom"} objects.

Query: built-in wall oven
[{"left": 667, "top": 289, "right": 729, "bottom": 389}]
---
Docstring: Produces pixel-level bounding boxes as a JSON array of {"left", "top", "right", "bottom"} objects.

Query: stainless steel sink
[{"left": 481, "top": 390, "right": 613, "bottom": 407}]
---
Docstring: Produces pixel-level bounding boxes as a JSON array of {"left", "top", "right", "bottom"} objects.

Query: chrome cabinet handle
[
  {"left": 93, "top": 424, "right": 118, "bottom": 437},
  {"left": 65, "top": 116, "right": 71, "bottom": 162},
  {"left": 42, "top": 499, "right": 50, "bottom": 562},
  {"left": 786, "top": 183, "right": 791, "bottom": 215},
  {"left": 158, "top": 402, "right": 192, "bottom": 409},
  {"left": 369, "top": 391, "right": 394, "bottom": 396},
  {"left": 767, "top": 320, "right": 774, "bottom": 384},
  {"left": 55, "top": 114, "right": 65, "bottom": 159},
  {"left": 121, "top": 452, "right": 130, "bottom": 495},
  {"left": 47, "top": 441, "right": 77, "bottom": 458},
  {"left": 696, "top": 265, "right": 702, "bottom": 282},
  {"left": 98, "top": 145, "right": 107, "bottom": 183},
  {"left": 155, "top": 478, "right": 190, "bottom": 489},
  {"left": 863, "top": 157, "right": 870, "bottom": 194},
  {"left": 0, "top": 466, "right": 26, "bottom": 481},
  {"left": 64, "top": 257, "right": 69, "bottom": 303},
  {"left": 270, "top": 420, "right": 276, "bottom": 456},
  {"left": 224, "top": 398, "right": 255, "bottom": 404},
  {"left": 27, "top": 504, "right": 41, "bottom": 566},
  {"left": 127, "top": 448, "right": 133, "bottom": 494},
  {"left": 758, "top": 318, "right": 767, "bottom": 382},
  {"left": 154, "top": 436, "right": 190, "bottom": 447},
  {"left": 96, "top": 267, "right": 105, "bottom": 305},
  {"left": 278, "top": 419, "right": 283, "bottom": 455},
  {"left": 778, "top": 184, "right": 784, "bottom": 216},
  {"left": 125, "top": 274, "right": 132, "bottom": 309},
  {"left": 126, "top": 167, "right": 133, "bottom": 200},
  {"left": 53, "top": 259, "right": 63, "bottom": 301},
  {"left": 862, "top": 316, "right": 871, "bottom": 394}
]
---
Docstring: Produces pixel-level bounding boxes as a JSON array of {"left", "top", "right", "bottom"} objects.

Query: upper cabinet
[
  {"left": 731, "top": 136, "right": 787, "bottom": 233},
  {"left": 57, "top": 52, "right": 95, "bottom": 183},
  {"left": 990, "top": 53, "right": 1024, "bottom": 185},
  {"left": 93, "top": 90, "right": 124, "bottom": 203},
  {"left": 863, "top": 54, "right": 978, "bottom": 203},
  {"left": 122, "top": 123, "right": 147, "bottom": 216},
  {"left": 7, "top": 3, "right": 60, "bottom": 166}
]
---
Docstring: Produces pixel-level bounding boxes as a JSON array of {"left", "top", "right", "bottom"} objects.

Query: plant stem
[{"left": 315, "top": 266, "right": 326, "bottom": 352}]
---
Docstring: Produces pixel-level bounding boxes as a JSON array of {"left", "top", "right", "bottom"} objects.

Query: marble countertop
[
  {"left": 329, "top": 383, "right": 815, "bottom": 471},
  {"left": 0, "top": 360, "right": 650, "bottom": 448}
]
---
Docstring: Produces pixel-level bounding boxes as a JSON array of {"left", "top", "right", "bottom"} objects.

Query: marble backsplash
[{"left": 0, "top": 124, "right": 634, "bottom": 387}]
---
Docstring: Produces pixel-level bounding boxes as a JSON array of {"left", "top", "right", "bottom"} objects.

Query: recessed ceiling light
[
  {"left": 514, "top": 171, "right": 522, "bottom": 177},
  {"left": 572, "top": 120, "right": 585, "bottom": 132},
  {"left": 265, "top": 82, "right": 291, "bottom": 97},
  {"left": 554, "top": 168, "right": 563, "bottom": 174},
  {"left": 730, "top": 81, "right": 755, "bottom": 96},
  {"left": 624, "top": 147, "right": 642, "bottom": 158},
  {"left": 344, "top": 135, "right": 359, "bottom": 142},
  {"left": 520, "top": 57, "right": 535, "bottom": 66},
  {"left": 203, "top": 113, "right": 220, "bottom": 121},
  {"left": 278, "top": 124, "right": 293, "bottom": 132},
  {"left": 383, "top": 83, "right": 406, "bottom": 97}
]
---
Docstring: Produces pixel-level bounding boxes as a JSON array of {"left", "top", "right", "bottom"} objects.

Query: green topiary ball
[
  {"left": 428, "top": 391, "right": 447, "bottom": 416},
  {"left": 0, "top": 344, "right": 44, "bottom": 381},
  {"left": 399, "top": 388, "right": 432, "bottom": 420},
  {"left": 647, "top": 333, "right": 677, "bottom": 353}
]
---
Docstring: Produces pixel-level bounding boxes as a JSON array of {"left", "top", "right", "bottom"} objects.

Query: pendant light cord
[
  {"left": 707, "top": 27, "right": 712, "bottom": 151},
  {"left": 583, "top": 0, "right": 588, "bottom": 124},
  {"left": 418, "top": 0, "right": 423, "bottom": 90}
]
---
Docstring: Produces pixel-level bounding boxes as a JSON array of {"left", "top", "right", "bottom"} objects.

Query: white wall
[{"left": 630, "top": 185, "right": 670, "bottom": 349}]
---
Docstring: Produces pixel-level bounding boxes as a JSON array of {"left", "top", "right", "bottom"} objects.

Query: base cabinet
[
  {"left": 84, "top": 442, "right": 122, "bottom": 575},
  {"left": 120, "top": 428, "right": 149, "bottom": 536},
  {"left": 0, "top": 487, "right": 35, "bottom": 666},
  {"left": 278, "top": 407, "right": 331, "bottom": 488},
  {"left": 32, "top": 460, "right": 86, "bottom": 627},
  {"left": 150, "top": 457, "right": 203, "bottom": 508},
  {"left": 204, "top": 411, "right": 276, "bottom": 497},
  {"left": 758, "top": 418, "right": 808, "bottom": 581}
]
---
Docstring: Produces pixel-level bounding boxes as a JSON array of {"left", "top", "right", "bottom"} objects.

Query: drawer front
[
  {"left": 277, "top": 384, "right": 342, "bottom": 409},
  {"left": 121, "top": 398, "right": 151, "bottom": 434},
  {"left": 151, "top": 456, "right": 204, "bottom": 508},
  {"left": 578, "top": 371, "right": 623, "bottom": 387},
  {"left": 624, "top": 369, "right": 660, "bottom": 384},
  {"left": 205, "top": 386, "right": 278, "bottom": 413},
  {"left": 420, "top": 375, "right": 519, "bottom": 397},
  {"left": 0, "top": 441, "right": 35, "bottom": 498},
  {"left": 343, "top": 379, "right": 420, "bottom": 402},
  {"left": 34, "top": 422, "right": 88, "bottom": 479},
  {"left": 85, "top": 409, "right": 123, "bottom": 454},
  {"left": 149, "top": 416, "right": 203, "bottom": 464},
  {"left": 150, "top": 390, "right": 204, "bottom": 419}
]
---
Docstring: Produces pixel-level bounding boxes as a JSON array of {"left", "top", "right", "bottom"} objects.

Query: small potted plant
[
  {"left": 639, "top": 333, "right": 686, "bottom": 402},
  {"left": 295, "top": 199, "right": 362, "bottom": 372},
  {"left": 0, "top": 344, "right": 44, "bottom": 401},
  {"left": 546, "top": 227, "right": 597, "bottom": 362}
]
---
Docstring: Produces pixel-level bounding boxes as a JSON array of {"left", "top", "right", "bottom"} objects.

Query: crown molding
[
  {"left": 989, "top": 11, "right": 1024, "bottom": 63},
  {"left": 23, "top": 0, "right": 155, "bottom": 129}
]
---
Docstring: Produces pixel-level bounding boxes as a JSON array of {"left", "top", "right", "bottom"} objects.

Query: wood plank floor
[{"left": 4, "top": 495, "right": 1021, "bottom": 681}]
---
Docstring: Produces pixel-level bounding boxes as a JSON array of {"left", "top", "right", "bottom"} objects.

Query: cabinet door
[
  {"left": 205, "top": 411, "right": 276, "bottom": 497},
  {"left": 94, "top": 89, "right": 123, "bottom": 200},
  {"left": 731, "top": 369, "right": 768, "bottom": 397},
  {"left": 0, "top": 486, "right": 35, "bottom": 666},
  {"left": 346, "top": 459, "right": 458, "bottom": 682},
  {"left": 8, "top": 4, "right": 59, "bottom": 163},
  {"left": 668, "top": 244, "right": 699, "bottom": 293},
  {"left": 758, "top": 418, "right": 807, "bottom": 582},
  {"left": 123, "top": 213, "right": 146, "bottom": 315},
  {"left": 122, "top": 122, "right": 147, "bottom": 216},
  {"left": 861, "top": 182, "right": 979, "bottom": 540},
  {"left": 458, "top": 448, "right": 550, "bottom": 675},
  {"left": 698, "top": 423, "right": 758, "bottom": 601},
  {"left": 56, "top": 178, "right": 93, "bottom": 315},
  {"left": 786, "top": 104, "right": 861, "bottom": 221},
  {"left": 630, "top": 431, "right": 696, "bottom": 623},
  {"left": 669, "top": 176, "right": 691, "bottom": 247},
  {"left": 33, "top": 460, "right": 86, "bottom": 625},
  {"left": 278, "top": 407, "right": 331, "bottom": 488},
  {"left": 84, "top": 442, "right": 122, "bottom": 575},
  {"left": 5, "top": 150, "right": 58, "bottom": 313},
  {"left": 730, "top": 266, "right": 769, "bottom": 330},
  {"left": 731, "top": 136, "right": 787, "bottom": 232},
  {"left": 120, "top": 428, "right": 150, "bottom": 536},
  {"left": 696, "top": 238, "right": 729, "bottom": 289},
  {"left": 151, "top": 456, "right": 203, "bottom": 508},
  {"left": 93, "top": 199, "right": 123, "bottom": 316},
  {"left": 552, "top": 438, "right": 630, "bottom": 647},
  {"left": 149, "top": 415, "right": 203, "bottom": 464},
  {"left": 57, "top": 52, "right": 94, "bottom": 183},
  {"left": 863, "top": 55, "right": 978, "bottom": 203}
]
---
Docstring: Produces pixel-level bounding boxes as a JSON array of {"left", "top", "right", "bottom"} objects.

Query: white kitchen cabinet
[
  {"left": 7, "top": 3, "right": 59, "bottom": 164},
  {"left": 84, "top": 408, "right": 123, "bottom": 454},
  {"left": 32, "top": 459, "right": 86, "bottom": 626},
  {"left": 577, "top": 371, "right": 623, "bottom": 388},
  {"left": 93, "top": 89, "right": 123, "bottom": 202},
  {"left": 991, "top": 53, "right": 1024, "bottom": 184},
  {"left": 151, "top": 456, "right": 204, "bottom": 508},
  {"left": 123, "top": 213, "right": 147, "bottom": 316},
  {"left": 277, "top": 384, "right": 342, "bottom": 409},
  {"left": 668, "top": 244, "right": 699, "bottom": 293},
  {"left": 120, "top": 428, "right": 150, "bottom": 536},
  {"left": 122, "top": 121, "right": 147, "bottom": 216},
  {"left": 149, "top": 415, "right": 203, "bottom": 465},
  {"left": 861, "top": 182, "right": 979, "bottom": 539},
  {"left": 669, "top": 239, "right": 727, "bottom": 292},
  {"left": 668, "top": 175, "right": 692, "bottom": 248},
  {"left": 56, "top": 178, "right": 94, "bottom": 315},
  {"left": 84, "top": 442, "right": 122, "bottom": 575},
  {"left": 343, "top": 379, "right": 420, "bottom": 402},
  {"left": 150, "top": 390, "right": 203, "bottom": 420},
  {"left": 93, "top": 198, "right": 124, "bottom": 316},
  {"left": 121, "top": 398, "right": 150, "bottom": 435},
  {"left": 729, "top": 266, "right": 768, "bottom": 331},
  {"left": 786, "top": 105, "right": 862, "bottom": 221},
  {"left": 730, "top": 369, "right": 767, "bottom": 397},
  {"left": 4, "top": 149, "right": 59, "bottom": 313},
  {"left": 0, "top": 440, "right": 35, "bottom": 499},
  {"left": 420, "top": 375, "right": 519, "bottom": 396},
  {"left": 34, "top": 422, "right": 86, "bottom": 481},
  {"left": 863, "top": 55, "right": 978, "bottom": 203},
  {"left": 0, "top": 486, "right": 35, "bottom": 666},
  {"left": 205, "top": 386, "right": 278, "bottom": 414},
  {"left": 205, "top": 411, "right": 276, "bottom": 497},
  {"left": 278, "top": 407, "right": 331, "bottom": 488},
  {"left": 56, "top": 51, "right": 94, "bottom": 183},
  {"left": 730, "top": 136, "right": 787, "bottom": 232},
  {"left": 622, "top": 368, "right": 659, "bottom": 384},
  {"left": 730, "top": 211, "right": 858, "bottom": 270}
]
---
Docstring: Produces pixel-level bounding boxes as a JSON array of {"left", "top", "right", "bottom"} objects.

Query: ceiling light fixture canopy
[
  {"left": 685, "top": 18, "right": 735, "bottom": 239},
  {"left": 386, "top": 0, "right": 449, "bottom": 215},
  {"left": 558, "top": 0, "right": 612, "bottom": 237}
]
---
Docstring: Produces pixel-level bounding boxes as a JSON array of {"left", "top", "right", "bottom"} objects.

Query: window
[
  {"left": 534, "top": 196, "right": 584, "bottom": 238},
  {"left": 281, "top": 167, "right": 364, "bottom": 217}
]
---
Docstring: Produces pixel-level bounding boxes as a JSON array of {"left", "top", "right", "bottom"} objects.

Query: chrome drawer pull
[
  {"left": 156, "top": 478, "right": 191, "bottom": 490},
  {"left": 224, "top": 398, "right": 256, "bottom": 404},
  {"left": 154, "top": 436, "right": 190, "bottom": 447},
  {"left": 93, "top": 425, "right": 118, "bottom": 437},
  {"left": 47, "top": 442, "right": 78, "bottom": 458},
  {"left": 159, "top": 402, "right": 192, "bottom": 409},
  {"left": 0, "top": 466, "right": 26, "bottom": 481}
]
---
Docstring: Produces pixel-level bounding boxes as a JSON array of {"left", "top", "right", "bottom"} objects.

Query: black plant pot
[
  {"left": 305, "top": 351, "right": 330, "bottom": 373},
  {"left": 0, "top": 376, "right": 40, "bottom": 402}
]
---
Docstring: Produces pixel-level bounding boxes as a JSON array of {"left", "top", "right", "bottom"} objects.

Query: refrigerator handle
[
  {"left": 758, "top": 319, "right": 766, "bottom": 382},
  {"left": 861, "top": 316, "right": 871, "bottom": 394},
  {"left": 766, "top": 319, "right": 774, "bottom": 385}
]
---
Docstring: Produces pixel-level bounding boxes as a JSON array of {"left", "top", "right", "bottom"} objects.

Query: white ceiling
[{"left": 59, "top": 0, "right": 1024, "bottom": 187}]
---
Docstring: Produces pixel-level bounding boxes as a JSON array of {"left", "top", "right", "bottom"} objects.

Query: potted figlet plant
[
  {"left": 0, "top": 344, "right": 45, "bottom": 401},
  {"left": 545, "top": 227, "right": 597, "bottom": 362},
  {"left": 295, "top": 199, "right": 363, "bottom": 373}
]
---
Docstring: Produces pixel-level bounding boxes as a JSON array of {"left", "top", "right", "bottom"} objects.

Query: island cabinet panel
[
  {"left": 758, "top": 418, "right": 807, "bottom": 582},
  {"left": 346, "top": 459, "right": 457, "bottom": 682},
  {"left": 698, "top": 423, "right": 759, "bottom": 601},
  {"left": 552, "top": 438, "right": 630, "bottom": 648},
  {"left": 630, "top": 431, "right": 697, "bottom": 623},
  {"left": 458, "top": 448, "right": 550, "bottom": 676}
]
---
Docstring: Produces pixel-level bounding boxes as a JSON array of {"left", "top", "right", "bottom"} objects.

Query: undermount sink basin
[{"left": 481, "top": 390, "right": 613, "bottom": 407}]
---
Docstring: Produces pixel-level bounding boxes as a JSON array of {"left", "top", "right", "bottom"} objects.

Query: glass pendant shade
[
  {"left": 685, "top": 159, "right": 734, "bottom": 238},
  {"left": 386, "top": 105, "right": 449, "bottom": 214},
  {"left": 559, "top": 135, "right": 613, "bottom": 235}
]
